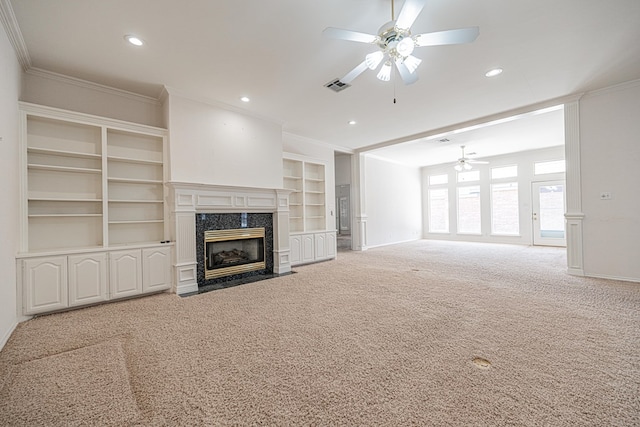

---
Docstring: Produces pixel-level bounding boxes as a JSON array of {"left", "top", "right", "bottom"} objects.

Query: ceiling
[{"left": 7, "top": 0, "right": 640, "bottom": 165}]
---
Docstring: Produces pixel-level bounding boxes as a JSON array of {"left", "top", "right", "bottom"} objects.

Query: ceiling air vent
[{"left": 325, "top": 78, "right": 351, "bottom": 93}]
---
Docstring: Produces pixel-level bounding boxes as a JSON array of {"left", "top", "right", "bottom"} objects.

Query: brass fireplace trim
[{"left": 204, "top": 227, "right": 266, "bottom": 279}]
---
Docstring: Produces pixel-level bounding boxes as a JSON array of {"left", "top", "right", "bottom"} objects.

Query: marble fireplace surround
[{"left": 168, "top": 182, "right": 291, "bottom": 295}]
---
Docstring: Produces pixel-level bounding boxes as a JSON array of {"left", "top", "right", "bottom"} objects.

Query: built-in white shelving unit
[
  {"left": 18, "top": 103, "right": 172, "bottom": 316},
  {"left": 283, "top": 155, "right": 335, "bottom": 266}
]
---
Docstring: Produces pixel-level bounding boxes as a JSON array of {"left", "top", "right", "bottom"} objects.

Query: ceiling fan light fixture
[
  {"left": 454, "top": 164, "right": 463, "bottom": 172},
  {"left": 365, "top": 51, "right": 384, "bottom": 70},
  {"left": 377, "top": 61, "right": 392, "bottom": 81},
  {"left": 396, "top": 37, "right": 415, "bottom": 57},
  {"left": 463, "top": 162, "right": 473, "bottom": 170},
  {"left": 403, "top": 55, "right": 422, "bottom": 73}
]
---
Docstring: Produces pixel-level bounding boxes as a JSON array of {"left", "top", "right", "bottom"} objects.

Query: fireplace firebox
[{"left": 204, "top": 228, "right": 266, "bottom": 279}]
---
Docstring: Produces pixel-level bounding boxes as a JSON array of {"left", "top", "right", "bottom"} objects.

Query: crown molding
[
  {"left": 26, "top": 67, "right": 161, "bottom": 105},
  {"left": 0, "top": 0, "right": 31, "bottom": 70}
]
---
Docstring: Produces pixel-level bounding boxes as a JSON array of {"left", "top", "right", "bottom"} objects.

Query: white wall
[
  {"left": 0, "top": 23, "right": 22, "bottom": 349},
  {"left": 422, "top": 146, "right": 565, "bottom": 245},
  {"left": 283, "top": 133, "right": 336, "bottom": 231},
  {"left": 21, "top": 70, "right": 163, "bottom": 128},
  {"left": 335, "top": 153, "right": 352, "bottom": 186},
  {"left": 363, "top": 155, "right": 422, "bottom": 248},
  {"left": 167, "top": 93, "right": 283, "bottom": 190},
  {"left": 580, "top": 80, "right": 640, "bottom": 282}
]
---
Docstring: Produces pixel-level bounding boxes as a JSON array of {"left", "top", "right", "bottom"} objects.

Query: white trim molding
[
  {"left": 564, "top": 100, "right": 585, "bottom": 276},
  {"left": 0, "top": 0, "right": 31, "bottom": 70},
  {"left": 0, "top": 320, "right": 18, "bottom": 351}
]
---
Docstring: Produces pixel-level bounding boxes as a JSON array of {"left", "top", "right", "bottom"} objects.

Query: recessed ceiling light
[
  {"left": 348, "top": 120, "right": 357, "bottom": 125},
  {"left": 485, "top": 68, "right": 503, "bottom": 77},
  {"left": 240, "top": 96, "right": 250, "bottom": 102},
  {"left": 125, "top": 35, "right": 144, "bottom": 46}
]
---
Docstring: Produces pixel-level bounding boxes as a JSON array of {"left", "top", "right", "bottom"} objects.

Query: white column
[
  {"left": 564, "top": 100, "right": 585, "bottom": 276},
  {"left": 352, "top": 152, "right": 368, "bottom": 251},
  {"left": 273, "top": 190, "right": 292, "bottom": 275}
]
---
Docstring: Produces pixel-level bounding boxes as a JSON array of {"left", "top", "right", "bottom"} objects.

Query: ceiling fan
[
  {"left": 323, "top": 0, "right": 479, "bottom": 86},
  {"left": 454, "top": 145, "right": 488, "bottom": 171}
]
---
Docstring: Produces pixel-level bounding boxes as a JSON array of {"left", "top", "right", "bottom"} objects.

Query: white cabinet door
[
  {"left": 314, "top": 233, "right": 327, "bottom": 260},
  {"left": 23, "top": 256, "right": 68, "bottom": 315},
  {"left": 326, "top": 231, "right": 337, "bottom": 258},
  {"left": 68, "top": 253, "right": 108, "bottom": 307},
  {"left": 302, "top": 234, "right": 315, "bottom": 263},
  {"left": 110, "top": 249, "right": 142, "bottom": 299},
  {"left": 142, "top": 247, "right": 172, "bottom": 292},
  {"left": 290, "top": 235, "right": 302, "bottom": 265}
]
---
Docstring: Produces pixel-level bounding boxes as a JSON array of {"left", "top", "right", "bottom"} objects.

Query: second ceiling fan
[
  {"left": 323, "top": 0, "right": 479, "bottom": 86},
  {"left": 454, "top": 145, "right": 488, "bottom": 171}
]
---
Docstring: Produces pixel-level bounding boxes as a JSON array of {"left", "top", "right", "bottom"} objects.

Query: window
[
  {"left": 491, "top": 165, "right": 518, "bottom": 179},
  {"left": 457, "top": 186, "right": 481, "bottom": 234},
  {"left": 491, "top": 182, "right": 519, "bottom": 235},
  {"left": 534, "top": 160, "right": 565, "bottom": 175},
  {"left": 429, "top": 174, "right": 448, "bottom": 185},
  {"left": 457, "top": 170, "right": 480, "bottom": 182},
  {"left": 428, "top": 188, "right": 449, "bottom": 233}
]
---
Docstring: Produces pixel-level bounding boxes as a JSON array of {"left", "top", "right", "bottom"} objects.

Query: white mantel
[{"left": 168, "top": 182, "right": 291, "bottom": 295}]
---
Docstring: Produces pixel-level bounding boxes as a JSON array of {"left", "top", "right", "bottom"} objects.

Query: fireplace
[
  {"left": 195, "top": 212, "right": 274, "bottom": 288},
  {"left": 204, "top": 228, "right": 265, "bottom": 279},
  {"left": 168, "top": 183, "right": 292, "bottom": 295}
]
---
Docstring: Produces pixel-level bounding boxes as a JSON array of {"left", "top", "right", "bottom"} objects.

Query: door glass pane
[
  {"left": 457, "top": 186, "right": 481, "bottom": 234},
  {"left": 539, "top": 184, "right": 565, "bottom": 238}
]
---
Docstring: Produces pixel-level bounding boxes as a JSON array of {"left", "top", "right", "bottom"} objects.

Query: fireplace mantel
[{"left": 168, "top": 182, "right": 292, "bottom": 295}]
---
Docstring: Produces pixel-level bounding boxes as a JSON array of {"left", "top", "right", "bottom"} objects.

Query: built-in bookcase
[
  {"left": 282, "top": 157, "right": 326, "bottom": 232},
  {"left": 282, "top": 159, "right": 304, "bottom": 232},
  {"left": 107, "top": 129, "right": 165, "bottom": 245},
  {"left": 303, "top": 162, "right": 326, "bottom": 232},
  {"left": 282, "top": 154, "right": 335, "bottom": 266},
  {"left": 18, "top": 103, "right": 172, "bottom": 316},
  {"left": 26, "top": 116, "right": 104, "bottom": 251},
  {"left": 20, "top": 103, "right": 168, "bottom": 252}
]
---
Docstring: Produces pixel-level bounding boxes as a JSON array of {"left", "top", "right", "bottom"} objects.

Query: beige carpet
[{"left": 0, "top": 240, "right": 638, "bottom": 426}]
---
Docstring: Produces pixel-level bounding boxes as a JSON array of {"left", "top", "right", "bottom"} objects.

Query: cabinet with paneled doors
[
  {"left": 283, "top": 154, "right": 336, "bottom": 266},
  {"left": 17, "top": 102, "right": 173, "bottom": 315}
]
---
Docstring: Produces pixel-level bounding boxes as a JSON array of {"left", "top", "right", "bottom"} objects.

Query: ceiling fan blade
[
  {"left": 414, "top": 27, "right": 480, "bottom": 47},
  {"left": 322, "top": 27, "right": 377, "bottom": 44},
  {"left": 395, "top": 0, "right": 427, "bottom": 30},
  {"left": 340, "top": 60, "right": 369, "bottom": 84},
  {"left": 394, "top": 60, "right": 419, "bottom": 85}
]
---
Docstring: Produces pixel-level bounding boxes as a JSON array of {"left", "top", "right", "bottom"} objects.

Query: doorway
[
  {"left": 532, "top": 180, "right": 566, "bottom": 246},
  {"left": 336, "top": 184, "right": 351, "bottom": 250}
]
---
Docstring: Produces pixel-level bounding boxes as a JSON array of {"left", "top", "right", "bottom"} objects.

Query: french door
[{"left": 532, "top": 181, "right": 566, "bottom": 246}]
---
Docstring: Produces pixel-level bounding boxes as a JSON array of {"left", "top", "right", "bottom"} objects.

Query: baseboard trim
[
  {"left": 176, "top": 282, "right": 199, "bottom": 296},
  {"left": 567, "top": 267, "right": 585, "bottom": 276},
  {"left": 365, "top": 238, "right": 420, "bottom": 250},
  {"left": 584, "top": 273, "right": 640, "bottom": 283},
  {"left": 0, "top": 321, "right": 18, "bottom": 351}
]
